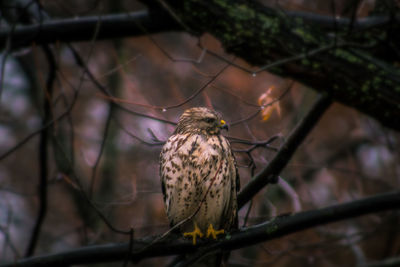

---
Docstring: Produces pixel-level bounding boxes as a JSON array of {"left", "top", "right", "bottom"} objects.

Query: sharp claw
[
  {"left": 206, "top": 224, "right": 225, "bottom": 240},
  {"left": 183, "top": 223, "right": 225, "bottom": 244},
  {"left": 183, "top": 223, "right": 203, "bottom": 245}
]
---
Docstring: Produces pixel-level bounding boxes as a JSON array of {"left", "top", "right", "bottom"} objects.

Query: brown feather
[{"left": 160, "top": 107, "right": 239, "bottom": 235}]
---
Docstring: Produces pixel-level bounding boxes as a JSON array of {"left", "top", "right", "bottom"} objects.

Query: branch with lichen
[
  {"left": 1, "top": 1, "right": 399, "bottom": 129},
  {"left": 141, "top": 0, "right": 400, "bottom": 131}
]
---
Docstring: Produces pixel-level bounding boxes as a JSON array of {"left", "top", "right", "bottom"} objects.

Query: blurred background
[{"left": 0, "top": 0, "right": 399, "bottom": 266}]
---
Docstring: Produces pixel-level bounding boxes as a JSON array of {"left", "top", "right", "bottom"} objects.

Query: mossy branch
[{"left": 151, "top": 0, "right": 400, "bottom": 131}]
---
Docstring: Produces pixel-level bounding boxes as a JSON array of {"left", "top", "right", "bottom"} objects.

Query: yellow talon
[
  {"left": 183, "top": 223, "right": 204, "bottom": 245},
  {"left": 206, "top": 224, "right": 225, "bottom": 240}
]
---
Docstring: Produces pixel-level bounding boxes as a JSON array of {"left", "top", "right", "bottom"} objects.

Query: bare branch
[
  {"left": 141, "top": 0, "right": 400, "bottom": 131},
  {"left": 0, "top": 10, "right": 180, "bottom": 50},
  {"left": 25, "top": 44, "right": 56, "bottom": 257},
  {"left": 2, "top": 191, "right": 399, "bottom": 267},
  {"left": 238, "top": 94, "right": 332, "bottom": 208}
]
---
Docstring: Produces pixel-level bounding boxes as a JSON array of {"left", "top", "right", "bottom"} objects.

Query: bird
[{"left": 159, "top": 107, "right": 240, "bottom": 251}]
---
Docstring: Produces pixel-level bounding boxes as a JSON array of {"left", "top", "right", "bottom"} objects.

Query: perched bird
[{"left": 160, "top": 107, "right": 240, "bottom": 250}]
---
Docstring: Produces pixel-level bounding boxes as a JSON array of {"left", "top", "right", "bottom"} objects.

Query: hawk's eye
[{"left": 204, "top": 117, "right": 216, "bottom": 123}]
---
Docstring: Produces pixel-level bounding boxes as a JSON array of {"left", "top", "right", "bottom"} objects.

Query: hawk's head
[{"left": 174, "top": 107, "right": 228, "bottom": 135}]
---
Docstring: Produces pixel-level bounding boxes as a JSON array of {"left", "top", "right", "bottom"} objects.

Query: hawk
[{"left": 160, "top": 107, "right": 239, "bottom": 246}]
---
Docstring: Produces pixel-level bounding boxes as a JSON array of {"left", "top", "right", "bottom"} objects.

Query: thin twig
[
  {"left": 24, "top": 44, "right": 56, "bottom": 257},
  {"left": 238, "top": 94, "right": 333, "bottom": 209},
  {"left": 115, "top": 118, "right": 164, "bottom": 146},
  {"left": 230, "top": 82, "right": 292, "bottom": 126},
  {"left": 52, "top": 139, "right": 132, "bottom": 235},
  {"left": 89, "top": 102, "right": 113, "bottom": 198},
  {"left": 67, "top": 43, "right": 177, "bottom": 125},
  {"left": 98, "top": 62, "right": 230, "bottom": 112}
]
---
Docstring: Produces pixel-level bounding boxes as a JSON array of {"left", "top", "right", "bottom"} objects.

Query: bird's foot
[
  {"left": 206, "top": 224, "right": 225, "bottom": 240},
  {"left": 183, "top": 223, "right": 204, "bottom": 245}
]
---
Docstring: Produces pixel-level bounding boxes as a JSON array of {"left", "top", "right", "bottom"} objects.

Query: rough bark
[
  {"left": 144, "top": 0, "right": 400, "bottom": 131},
  {"left": 1, "top": 191, "right": 399, "bottom": 267},
  {"left": 2, "top": 2, "right": 400, "bottom": 130}
]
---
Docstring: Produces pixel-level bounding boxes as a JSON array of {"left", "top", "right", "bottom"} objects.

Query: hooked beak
[{"left": 220, "top": 119, "right": 229, "bottom": 131}]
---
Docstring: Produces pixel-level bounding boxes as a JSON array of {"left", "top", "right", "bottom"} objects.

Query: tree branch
[
  {"left": 24, "top": 44, "right": 56, "bottom": 257},
  {"left": 359, "top": 257, "right": 400, "bottom": 267},
  {"left": 2, "top": 3, "right": 400, "bottom": 130},
  {"left": 2, "top": 191, "right": 399, "bottom": 267},
  {"left": 0, "top": 7, "right": 394, "bottom": 50},
  {"left": 0, "top": 10, "right": 180, "bottom": 49},
  {"left": 142, "top": 0, "right": 400, "bottom": 131},
  {"left": 238, "top": 94, "right": 332, "bottom": 208}
]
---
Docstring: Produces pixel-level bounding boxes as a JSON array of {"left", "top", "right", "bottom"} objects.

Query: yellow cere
[{"left": 220, "top": 119, "right": 226, "bottom": 125}]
